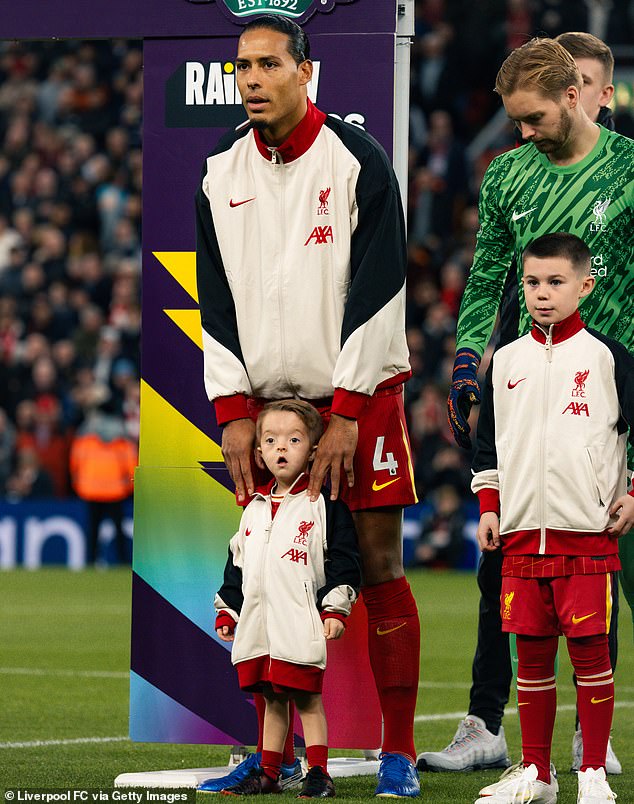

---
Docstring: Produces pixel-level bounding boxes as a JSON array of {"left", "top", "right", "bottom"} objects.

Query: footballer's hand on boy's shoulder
[
  {"left": 216, "top": 626, "right": 235, "bottom": 642},
  {"left": 323, "top": 617, "right": 345, "bottom": 640},
  {"left": 607, "top": 494, "right": 634, "bottom": 538},
  {"left": 476, "top": 511, "right": 501, "bottom": 551}
]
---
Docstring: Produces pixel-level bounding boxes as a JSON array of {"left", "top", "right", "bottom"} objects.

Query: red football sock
[
  {"left": 306, "top": 744, "right": 329, "bottom": 772},
  {"left": 283, "top": 701, "right": 296, "bottom": 765},
  {"left": 568, "top": 634, "right": 614, "bottom": 772},
  {"left": 254, "top": 693, "right": 266, "bottom": 753},
  {"left": 261, "top": 749, "right": 282, "bottom": 781},
  {"left": 516, "top": 635, "right": 558, "bottom": 784},
  {"left": 363, "top": 576, "right": 420, "bottom": 763}
]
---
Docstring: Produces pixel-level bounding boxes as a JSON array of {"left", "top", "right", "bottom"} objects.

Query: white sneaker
[
  {"left": 474, "top": 763, "right": 558, "bottom": 803},
  {"left": 571, "top": 730, "right": 622, "bottom": 775},
  {"left": 577, "top": 767, "right": 617, "bottom": 802},
  {"left": 480, "top": 762, "right": 558, "bottom": 796},
  {"left": 416, "top": 715, "right": 511, "bottom": 772}
]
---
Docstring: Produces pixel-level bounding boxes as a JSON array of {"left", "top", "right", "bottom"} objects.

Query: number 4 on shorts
[{"left": 373, "top": 436, "right": 398, "bottom": 476}]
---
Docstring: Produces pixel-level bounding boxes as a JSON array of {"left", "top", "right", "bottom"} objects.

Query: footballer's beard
[{"left": 532, "top": 107, "right": 574, "bottom": 155}]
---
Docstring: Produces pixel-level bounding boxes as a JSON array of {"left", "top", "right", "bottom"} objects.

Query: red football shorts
[
  {"left": 501, "top": 573, "right": 613, "bottom": 638},
  {"left": 248, "top": 384, "right": 417, "bottom": 512}
]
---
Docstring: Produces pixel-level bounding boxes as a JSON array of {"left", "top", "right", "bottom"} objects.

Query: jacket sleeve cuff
[
  {"left": 214, "top": 394, "right": 250, "bottom": 426},
  {"left": 215, "top": 611, "right": 237, "bottom": 633},
  {"left": 320, "top": 611, "right": 347, "bottom": 625},
  {"left": 331, "top": 388, "right": 370, "bottom": 419},
  {"left": 477, "top": 488, "right": 500, "bottom": 516}
]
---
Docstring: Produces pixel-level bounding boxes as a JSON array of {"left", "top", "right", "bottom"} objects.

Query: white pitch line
[
  {"left": 0, "top": 736, "right": 129, "bottom": 749},
  {"left": 0, "top": 667, "right": 127, "bottom": 679},
  {"left": 415, "top": 700, "right": 634, "bottom": 723}
]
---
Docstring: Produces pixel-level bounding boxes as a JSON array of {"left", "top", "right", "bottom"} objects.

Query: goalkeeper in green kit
[{"left": 418, "top": 36, "right": 634, "bottom": 783}]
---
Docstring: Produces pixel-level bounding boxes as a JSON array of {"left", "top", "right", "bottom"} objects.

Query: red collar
[
  {"left": 530, "top": 310, "right": 586, "bottom": 344},
  {"left": 253, "top": 100, "right": 326, "bottom": 163}
]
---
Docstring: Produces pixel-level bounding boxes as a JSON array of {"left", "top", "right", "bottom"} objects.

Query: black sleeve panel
[
  {"left": 316, "top": 493, "right": 362, "bottom": 609},
  {"left": 195, "top": 128, "right": 251, "bottom": 366},
  {"left": 587, "top": 329, "right": 634, "bottom": 450},
  {"left": 216, "top": 543, "right": 244, "bottom": 615},
  {"left": 323, "top": 118, "right": 407, "bottom": 346},
  {"left": 472, "top": 356, "right": 498, "bottom": 473}
]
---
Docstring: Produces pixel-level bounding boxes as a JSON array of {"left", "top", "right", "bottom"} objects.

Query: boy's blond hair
[
  {"left": 256, "top": 399, "right": 323, "bottom": 446},
  {"left": 495, "top": 38, "right": 581, "bottom": 99}
]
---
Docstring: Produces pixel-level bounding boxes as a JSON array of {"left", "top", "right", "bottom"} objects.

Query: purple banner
[
  {"left": 134, "top": 1, "right": 396, "bottom": 745},
  {"left": 2, "top": 0, "right": 391, "bottom": 40}
]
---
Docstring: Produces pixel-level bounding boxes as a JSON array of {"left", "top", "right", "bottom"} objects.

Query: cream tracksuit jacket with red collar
[
  {"left": 195, "top": 100, "right": 410, "bottom": 426},
  {"left": 472, "top": 310, "right": 634, "bottom": 557},
  {"left": 214, "top": 473, "right": 361, "bottom": 670}
]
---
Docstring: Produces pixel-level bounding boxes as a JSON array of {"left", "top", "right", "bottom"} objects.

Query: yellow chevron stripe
[{"left": 154, "top": 251, "right": 198, "bottom": 303}]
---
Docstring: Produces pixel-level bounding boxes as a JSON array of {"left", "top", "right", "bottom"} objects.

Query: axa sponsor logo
[
  {"left": 281, "top": 548, "right": 308, "bottom": 565},
  {"left": 572, "top": 369, "right": 589, "bottom": 398},
  {"left": 304, "top": 225, "right": 333, "bottom": 245},
  {"left": 589, "top": 197, "right": 611, "bottom": 232},
  {"left": 562, "top": 401, "right": 590, "bottom": 417}
]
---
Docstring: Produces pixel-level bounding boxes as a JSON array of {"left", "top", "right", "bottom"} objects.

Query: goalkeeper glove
[{"left": 447, "top": 348, "right": 481, "bottom": 450}]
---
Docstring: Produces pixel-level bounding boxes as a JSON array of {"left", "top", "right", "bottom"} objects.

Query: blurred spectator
[
  {"left": 69, "top": 408, "right": 137, "bottom": 564},
  {"left": 5, "top": 445, "right": 55, "bottom": 500},
  {"left": 414, "top": 482, "right": 466, "bottom": 568}
]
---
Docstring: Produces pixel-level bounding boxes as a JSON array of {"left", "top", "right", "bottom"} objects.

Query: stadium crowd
[{"left": 0, "top": 0, "right": 632, "bottom": 565}]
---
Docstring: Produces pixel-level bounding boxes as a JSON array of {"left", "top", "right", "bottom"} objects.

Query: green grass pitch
[{"left": 1, "top": 568, "right": 632, "bottom": 802}]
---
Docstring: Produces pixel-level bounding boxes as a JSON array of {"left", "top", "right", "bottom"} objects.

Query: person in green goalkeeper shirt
[{"left": 426, "top": 36, "right": 633, "bottom": 778}]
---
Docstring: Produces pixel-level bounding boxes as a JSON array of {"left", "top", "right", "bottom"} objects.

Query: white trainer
[
  {"left": 480, "top": 762, "right": 558, "bottom": 797},
  {"left": 416, "top": 715, "right": 511, "bottom": 772},
  {"left": 571, "top": 731, "right": 622, "bottom": 775},
  {"left": 577, "top": 767, "right": 617, "bottom": 803},
  {"left": 474, "top": 763, "right": 558, "bottom": 803}
]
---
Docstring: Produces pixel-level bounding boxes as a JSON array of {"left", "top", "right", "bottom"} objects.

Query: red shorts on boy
[
  {"left": 501, "top": 573, "right": 613, "bottom": 638},
  {"left": 248, "top": 383, "right": 417, "bottom": 511},
  {"left": 237, "top": 655, "right": 324, "bottom": 694}
]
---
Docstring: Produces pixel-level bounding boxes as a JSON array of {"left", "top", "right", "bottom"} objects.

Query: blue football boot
[
  {"left": 198, "top": 753, "right": 303, "bottom": 793},
  {"left": 198, "top": 752, "right": 262, "bottom": 793},
  {"left": 374, "top": 752, "right": 420, "bottom": 798}
]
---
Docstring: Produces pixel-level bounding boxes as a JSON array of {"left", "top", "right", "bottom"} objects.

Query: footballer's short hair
[
  {"left": 522, "top": 232, "right": 592, "bottom": 276},
  {"left": 256, "top": 399, "right": 323, "bottom": 446},
  {"left": 240, "top": 14, "right": 310, "bottom": 65},
  {"left": 495, "top": 38, "right": 582, "bottom": 98},
  {"left": 555, "top": 31, "right": 614, "bottom": 84}
]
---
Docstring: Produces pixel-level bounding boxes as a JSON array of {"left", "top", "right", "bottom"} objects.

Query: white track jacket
[
  {"left": 214, "top": 474, "right": 360, "bottom": 670},
  {"left": 472, "top": 311, "right": 634, "bottom": 557},
  {"left": 195, "top": 101, "right": 410, "bottom": 425}
]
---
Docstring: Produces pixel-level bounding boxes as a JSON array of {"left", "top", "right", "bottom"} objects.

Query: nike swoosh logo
[
  {"left": 372, "top": 477, "right": 400, "bottom": 492},
  {"left": 572, "top": 612, "right": 596, "bottom": 624},
  {"left": 376, "top": 622, "right": 407, "bottom": 636},
  {"left": 512, "top": 207, "right": 537, "bottom": 222},
  {"left": 245, "top": 529, "right": 251, "bottom": 537},
  {"left": 518, "top": 702, "right": 530, "bottom": 706},
  {"left": 507, "top": 378, "right": 527, "bottom": 389},
  {"left": 229, "top": 197, "right": 256, "bottom": 208},
  {"left": 591, "top": 696, "right": 613, "bottom": 705}
]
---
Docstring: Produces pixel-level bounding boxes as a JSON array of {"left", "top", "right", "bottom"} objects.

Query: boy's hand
[
  {"left": 608, "top": 494, "right": 634, "bottom": 538},
  {"left": 323, "top": 617, "right": 345, "bottom": 640},
  {"left": 216, "top": 626, "right": 234, "bottom": 643},
  {"left": 477, "top": 511, "right": 501, "bottom": 551}
]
